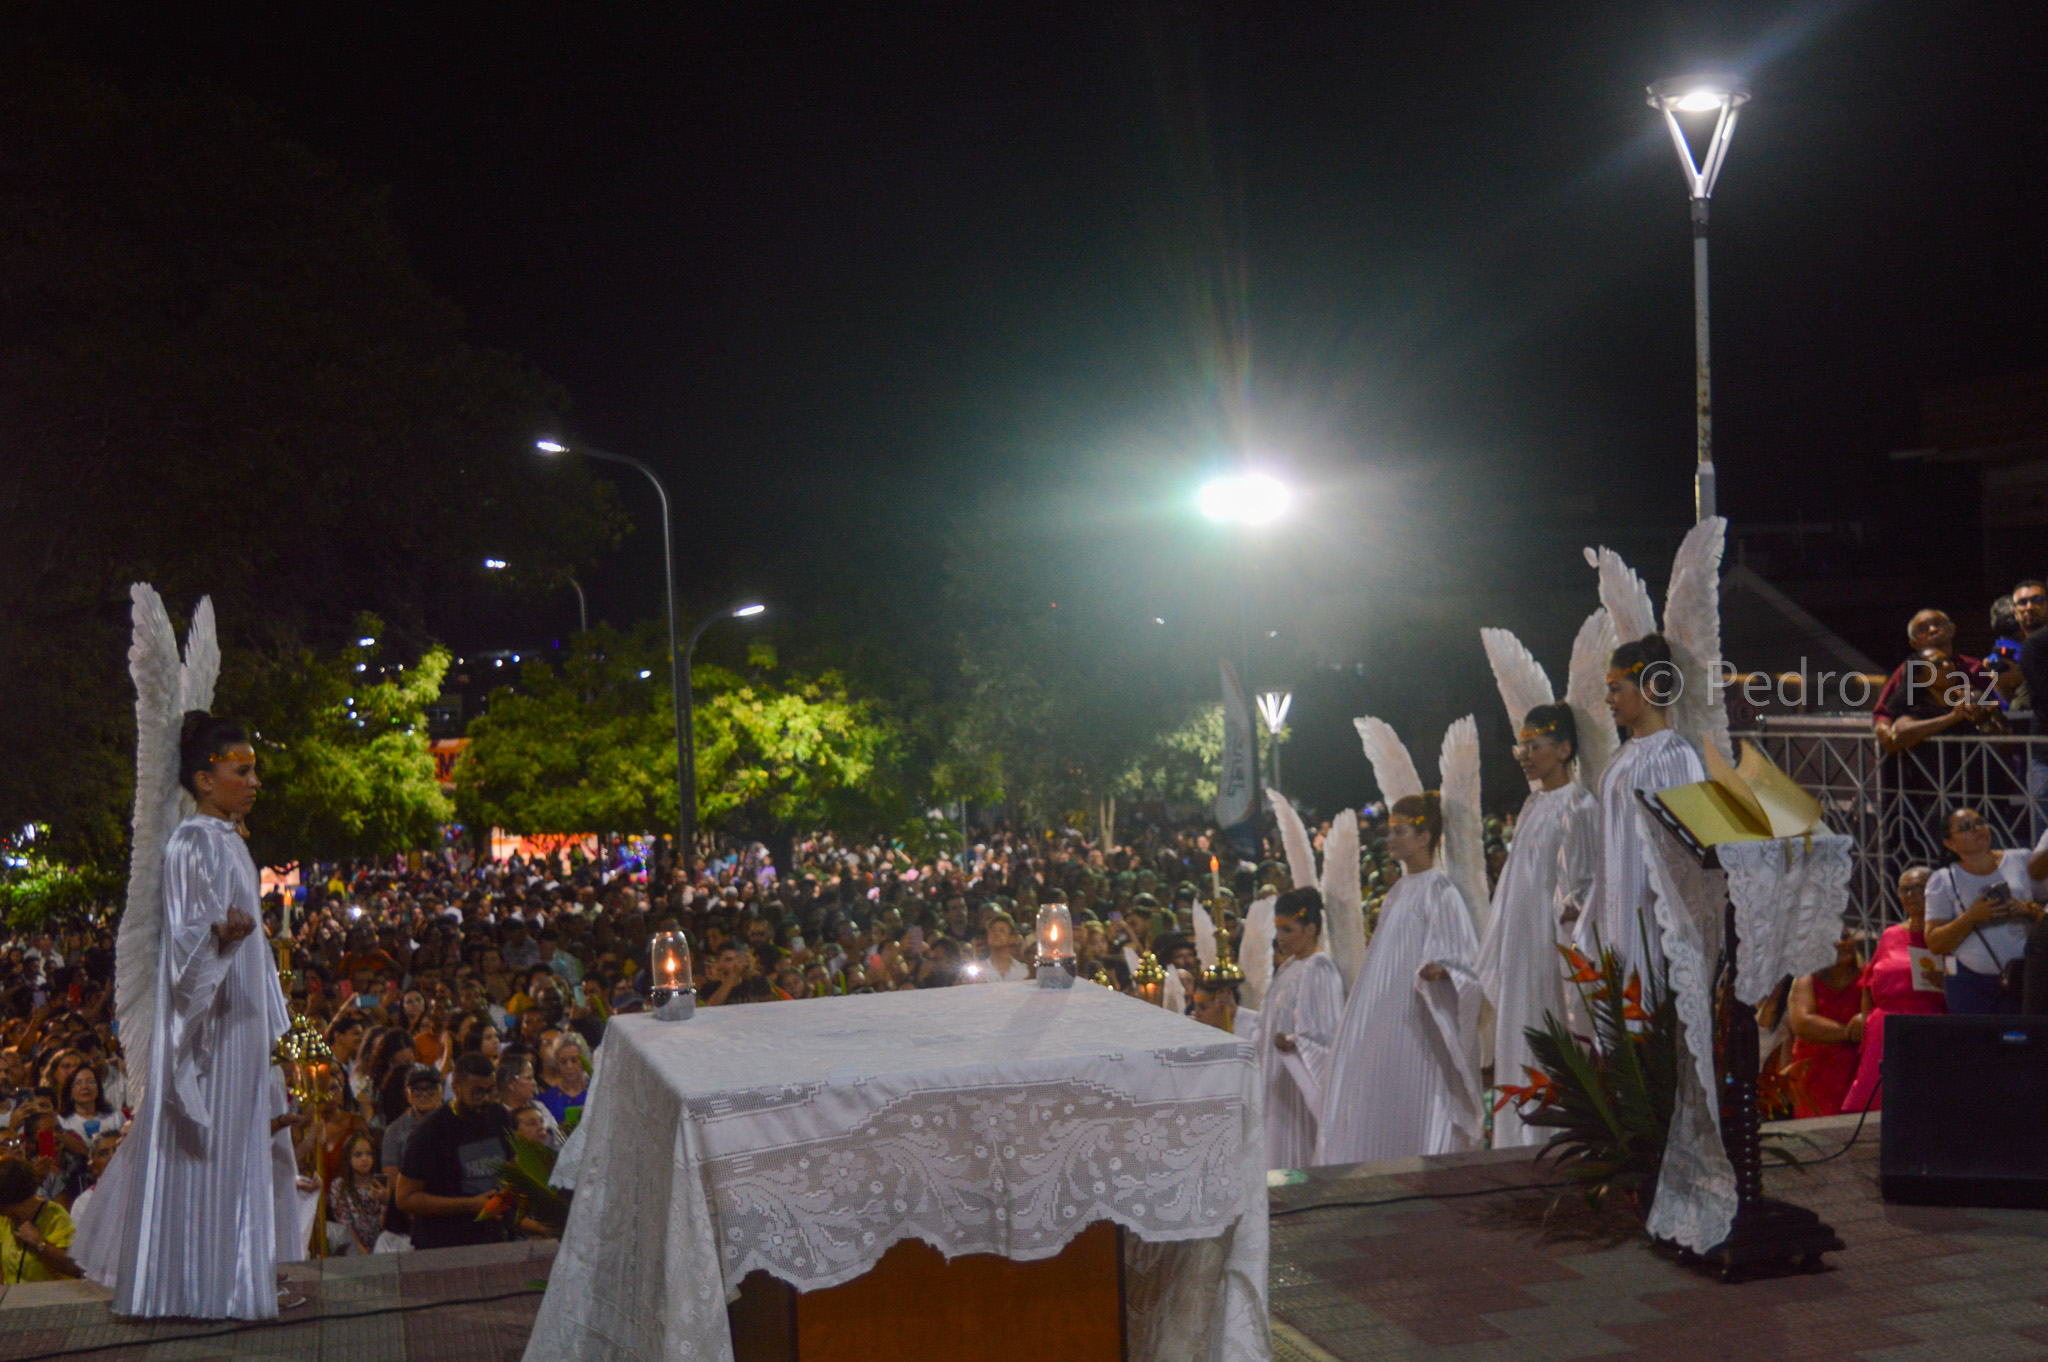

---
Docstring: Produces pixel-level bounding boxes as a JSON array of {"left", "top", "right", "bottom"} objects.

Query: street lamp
[
  {"left": 483, "top": 557, "right": 586, "bottom": 632},
  {"left": 681, "top": 601, "right": 767, "bottom": 879},
  {"left": 1646, "top": 73, "right": 1749, "bottom": 525},
  {"left": 536, "top": 437, "right": 688, "bottom": 869},
  {"left": 1200, "top": 469, "right": 1291, "bottom": 845},
  {"left": 1257, "top": 688, "right": 1293, "bottom": 797}
]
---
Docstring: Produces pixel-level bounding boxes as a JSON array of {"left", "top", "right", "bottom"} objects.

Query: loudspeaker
[{"left": 1881, "top": 1015, "right": 2048, "bottom": 1208}]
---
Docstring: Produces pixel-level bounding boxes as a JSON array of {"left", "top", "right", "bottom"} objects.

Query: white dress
[
  {"left": 1477, "top": 784, "right": 1596, "bottom": 1147},
  {"left": 1316, "top": 868, "right": 1483, "bottom": 1165},
  {"left": 75, "top": 815, "right": 294, "bottom": 1319},
  {"left": 1574, "top": 728, "right": 1706, "bottom": 982},
  {"left": 1257, "top": 952, "right": 1343, "bottom": 1170}
]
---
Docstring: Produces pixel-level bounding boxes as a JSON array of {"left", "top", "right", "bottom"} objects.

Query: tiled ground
[
  {"left": 0, "top": 1239, "right": 553, "bottom": 1362},
  {"left": 1268, "top": 1112, "right": 2048, "bottom": 1362},
  {"left": 9, "top": 1113, "right": 2046, "bottom": 1361}
]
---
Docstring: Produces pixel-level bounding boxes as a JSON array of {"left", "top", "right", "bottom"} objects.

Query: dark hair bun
[{"left": 177, "top": 711, "right": 250, "bottom": 796}]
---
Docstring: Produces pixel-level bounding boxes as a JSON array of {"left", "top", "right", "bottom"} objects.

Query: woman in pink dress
[{"left": 1841, "top": 866, "right": 1947, "bottom": 1113}]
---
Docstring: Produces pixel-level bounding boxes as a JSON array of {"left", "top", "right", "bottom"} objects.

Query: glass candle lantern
[
  {"left": 1133, "top": 951, "right": 1167, "bottom": 1007},
  {"left": 650, "top": 930, "right": 697, "bottom": 1019},
  {"left": 1034, "top": 903, "right": 1075, "bottom": 988}
]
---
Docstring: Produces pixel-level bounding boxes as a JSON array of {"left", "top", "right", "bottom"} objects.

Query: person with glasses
[{"left": 1923, "top": 807, "right": 2045, "bottom": 1014}]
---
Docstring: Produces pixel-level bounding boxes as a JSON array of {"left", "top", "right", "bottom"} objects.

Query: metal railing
[{"left": 1736, "top": 718, "right": 2046, "bottom": 934}]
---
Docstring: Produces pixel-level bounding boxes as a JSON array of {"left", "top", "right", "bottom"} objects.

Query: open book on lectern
[{"left": 1637, "top": 740, "right": 1826, "bottom": 866}]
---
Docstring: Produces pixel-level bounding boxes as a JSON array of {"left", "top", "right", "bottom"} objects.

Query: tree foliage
[
  {"left": 216, "top": 616, "right": 454, "bottom": 867},
  {"left": 0, "top": 827, "right": 121, "bottom": 930},
  {"left": 455, "top": 628, "right": 907, "bottom": 842}
]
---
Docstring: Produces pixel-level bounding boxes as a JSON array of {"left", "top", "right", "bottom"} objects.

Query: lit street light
[
  {"left": 483, "top": 557, "right": 586, "bottom": 632},
  {"left": 1646, "top": 73, "right": 1749, "bottom": 524},
  {"left": 537, "top": 437, "right": 688, "bottom": 869},
  {"left": 681, "top": 601, "right": 767, "bottom": 878},
  {"left": 1257, "top": 688, "right": 1293, "bottom": 798},
  {"left": 1201, "top": 469, "right": 1291, "bottom": 846}
]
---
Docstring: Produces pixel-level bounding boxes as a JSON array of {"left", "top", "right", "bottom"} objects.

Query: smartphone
[
  {"left": 904, "top": 927, "right": 924, "bottom": 951},
  {"left": 1982, "top": 882, "right": 2014, "bottom": 906},
  {"left": 36, "top": 1129, "right": 56, "bottom": 1160}
]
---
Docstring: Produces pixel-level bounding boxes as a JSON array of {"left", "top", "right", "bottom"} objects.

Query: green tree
[
  {"left": 217, "top": 616, "right": 454, "bottom": 868},
  {"left": 455, "top": 628, "right": 907, "bottom": 849},
  {"left": 1114, "top": 702, "right": 1224, "bottom": 807}
]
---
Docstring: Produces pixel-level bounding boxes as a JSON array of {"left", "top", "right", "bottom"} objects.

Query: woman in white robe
[
  {"left": 1316, "top": 795, "right": 1483, "bottom": 1165},
  {"left": 76, "top": 716, "right": 294, "bottom": 1319},
  {"left": 1259, "top": 888, "right": 1345, "bottom": 1170},
  {"left": 1478, "top": 704, "right": 1597, "bottom": 1147},
  {"left": 1574, "top": 634, "right": 1707, "bottom": 983}
]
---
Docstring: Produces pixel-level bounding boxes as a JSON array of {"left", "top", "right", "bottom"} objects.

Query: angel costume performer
[
  {"left": 1475, "top": 626, "right": 1607, "bottom": 1147},
  {"left": 1316, "top": 719, "right": 1487, "bottom": 1165},
  {"left": 1574, "top": 728, "right": 1705, "bottom": 979},
  {"left": 74, "top": 587, "right": 297, "bottom": 1320},
  {"left": 1258, "top": 949, "right": 1344, "bottom": 1169}
]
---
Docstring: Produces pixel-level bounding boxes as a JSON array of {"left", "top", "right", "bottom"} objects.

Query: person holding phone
[
  {"left": 0, "top": 1155, "right": 82, "bottom": 1282},
  {"left": 1924, "top": 807, "right": 2045, "bottom": 1014}
]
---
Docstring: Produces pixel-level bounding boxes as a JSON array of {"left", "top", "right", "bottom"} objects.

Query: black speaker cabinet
[{"left": 1881, "top": 1015, "right": 2048, "bottom": 1208}]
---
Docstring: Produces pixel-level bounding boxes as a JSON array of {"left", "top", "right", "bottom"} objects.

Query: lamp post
[
  {"left": 484, "top": 558, "right": 586, "bottom": 632},
  {"left": 1199, "top": 471, "right": 1291, "bottom": 846},
  {"left": 535, "top": 439, "right": 689, "bottom": 869},
  {"left": 1646, "top": 74, "right": 1749, "bottom": 525},
  {"left": 1257, "top": 688, "right": 1293, "bottom": 798},
  {"left": 681, "top": 601, "right": 766, "bottom": 879}
]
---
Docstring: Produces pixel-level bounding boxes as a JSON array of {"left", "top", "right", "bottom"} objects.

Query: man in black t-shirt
[{"left": 395, "top": 1053, "right": 514, "bottom": 1249}]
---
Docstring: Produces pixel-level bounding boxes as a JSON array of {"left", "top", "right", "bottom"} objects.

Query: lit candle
[
  {"left": 649, "top": 930, "right": 695, "bottom": 1010},
  {"left": 1035, "top": 903, "right": 1074, "bottom": 989}
]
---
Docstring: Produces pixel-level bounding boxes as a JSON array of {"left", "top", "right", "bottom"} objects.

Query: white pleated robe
[
  {"left": 1315, "top": 868, "right": 1483, "bottom": 1165},
  {"left": 76, "top": 815, "right": 293, "bottom": 1319},
  {"left": 1477, "top": 784, "right": 1596, "bottom": 1147},
  {"left": 1573, "top": 728, "right": 1706, "bottom": 982},
  {"left": 1257, "top": 951, "right": 1344, "bottom": 1170}
]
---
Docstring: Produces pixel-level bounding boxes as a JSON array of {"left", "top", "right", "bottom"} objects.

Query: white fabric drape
[
  {"left": 526, "top": 984, "right": 1270, "bottom": 1362},
  {"left": 1478, "top": 784, "right": 1596, "bottom": 1146},
  {"left": 75, "top": 815, "right": 293, "bottom": 1318},
  {"left": 1576, "top": 729, "right": 1706, "bottom": 979},
  {"left": 1256, "top": 952, "right": 1343, "bottom": 1170},
  {"left": 1315, "top": 868, "right": 1482, "bottom": 1166}
]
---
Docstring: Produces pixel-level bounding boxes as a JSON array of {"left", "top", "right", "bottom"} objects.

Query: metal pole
[
  {"left": 1692, "top": 196, "right": 1715, "bottom": 524},
  {"left": 1237, "top": 552, "right": 1259, "bottom": 848},
  {"left": 565, "top": 447, "right": 687, "bottom": 878},
  {"left": 568, "top": 576, "right": 588, "bottom": 633}
]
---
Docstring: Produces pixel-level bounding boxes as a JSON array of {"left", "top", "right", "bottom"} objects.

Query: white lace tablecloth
[
  {"left": 524, "top": 982, "right": 1270, "bottom": 1362},
  {"left": 1640, "top": 823, "right": 1853, "bottom": 1251}
]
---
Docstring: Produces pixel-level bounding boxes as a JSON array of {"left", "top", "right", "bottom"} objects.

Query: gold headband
[{"left": 209, "top": 750, "right": 255, "bottom": 766}]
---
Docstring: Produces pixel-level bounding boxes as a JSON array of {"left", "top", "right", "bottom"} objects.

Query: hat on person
[{"left": 404, "top": 1064, "right": 442, "bottom": 1092}]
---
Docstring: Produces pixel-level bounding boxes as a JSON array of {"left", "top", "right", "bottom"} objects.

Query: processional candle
[
  {"left": 1035, "top": 903, "right": 1075, "bottom": 989},
  {"left": 1133, "top": 951, "right": 1167, "bottom": 1007},
  {"left": 649, "top": 930, "right": 697, "bottom": 1021}
]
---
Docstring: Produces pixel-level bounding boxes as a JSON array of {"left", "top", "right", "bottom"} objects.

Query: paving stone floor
[
  {"left": 7, "top": 1113, "right": 2044, "bottom": 1361},
  {"left": 1267, "top": 1112, "right": 2048, "bottom": 1362},
  {"left": 0, "top": 1239, "right": 553, "bottom": 1362}
]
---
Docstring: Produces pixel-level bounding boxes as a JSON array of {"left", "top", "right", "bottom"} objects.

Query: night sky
[{"left": 35, "top": 0, "right": 2048, "bottom": 805}]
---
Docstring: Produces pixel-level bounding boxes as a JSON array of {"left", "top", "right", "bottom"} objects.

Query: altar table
[{"left": 523, "top": 981, "right": 1271, "bottom": 1362}]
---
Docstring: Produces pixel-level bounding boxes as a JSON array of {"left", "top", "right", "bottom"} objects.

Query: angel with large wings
[
  {"left": 1315, "top": 717, "right": 1487, "bottom": 1164},
  {"left": 1237, "top": 794, "right": 1348, "bottom": 1169},
  {"left": 1574, "top": 519, "right": 1724, "bottom": 980},
  {"left": 74, "top": 586, "right": 297, "bottom": 1319},
  {"left": 1473, "top": 626, "right": 1605, "bottom": 1146}
]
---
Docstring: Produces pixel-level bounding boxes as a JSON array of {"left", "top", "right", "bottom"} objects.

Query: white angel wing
[
  {"left": 1438, "top": 717, "right": 1489, "bottom": 940},
  {"left": 117, "top": 585, "right": 182, "bottom": 1114},
  {"left": 1162, "top": 963, "right": 1187, "bottom": 1015},
  {"left": 1353, "top": 717, "right": 1424, "bottom": 805},
  {"left": 1122, "top": 944, "right": 1143, "bottom": 980},
  {"left": 179, "top": 596, "right": 220, "bottom": 715},
  {"left": 1238, "top": 894, "right": 1276, "bottom": 1011},
  {"left": 1192, "top": 903, "right": 1219, "bottom": 975},
  {"left": 1481, "top": 627, "right": 1554, "bottom": 792},
  {"left": 1480, "top": 627, "right": 1555, "bottom": 732},
  {"left": 1663, "top": 516, "right": 1729, "bottom": 763},
  {"left": 1565, "top": 608, "right": 1620, "bottom": 793},
  {"left": 1320, "top": 808, "right": 1366, "bottom": 992},
  {"left": 1267, "top": 787, "right": 1318, "bottom": 893},
  {"left": 1583, "top": 545, "right": 1657, "bottom": 644}
]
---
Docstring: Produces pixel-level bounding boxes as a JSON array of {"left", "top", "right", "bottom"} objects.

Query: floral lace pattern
[
  {"left": 1719, "top": 835, "right": 1854, "bottom": 1006},
  {"left": 525, "top": 988, "right": 1270, "bottom": 1362}
]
